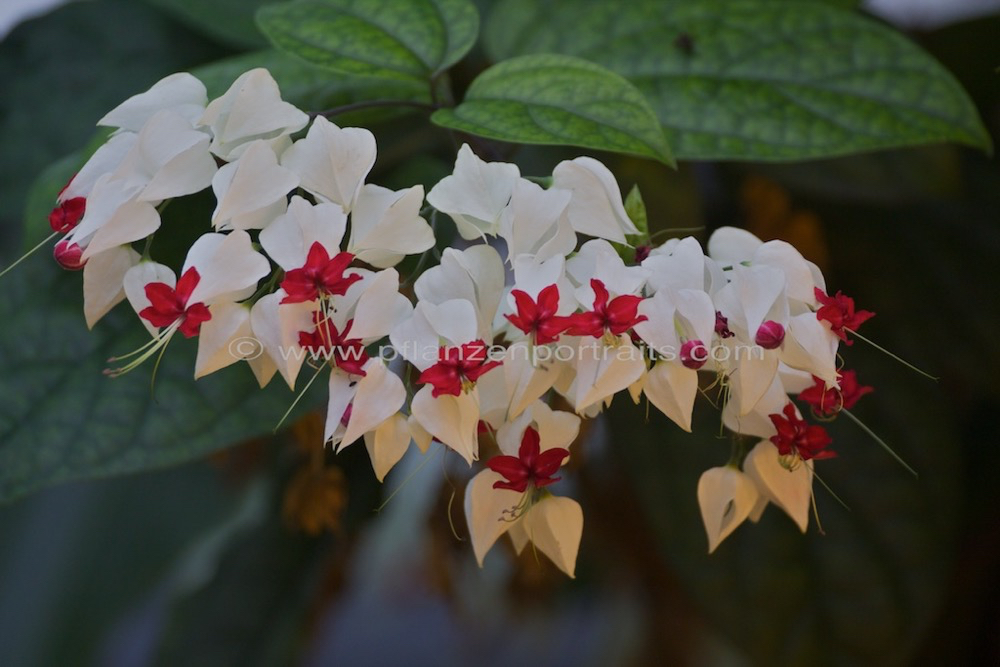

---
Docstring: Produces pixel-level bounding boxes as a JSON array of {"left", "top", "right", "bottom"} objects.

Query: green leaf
[
  {"left": 0, "top": 255, "right": 324, "bottom": 504},
  {"left": 137, "top": 0, "right": 273, "bottom": 48},
  {"left": 192, "top": 48, "right": 430, "bottom": 108},
  {"left": 623, "top": 184, "right": 649, "bottom": 240},
  {"left": 484, "top": 0, "right": 991, "bottom": 161},
  {"left": 431, "top": 54, "right": 674, "bottom": 164},
  {"left": 256, "top": 0, "right": 480, "bottom": 83}
]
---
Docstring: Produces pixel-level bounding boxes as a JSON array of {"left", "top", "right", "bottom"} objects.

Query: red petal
[
  {"left": 174, "top": 267, "right": 201, "bottom": 306},
  {"left": 564, "top": 311, "right": 605, "bottom": 338},
  {"left": 487, "top": 455, "right": 530, "bottom": 486},
  {"left": 533, "top": 446, "right": 569, "bottom": 478},
  {"left": 303, "top": 242, "right": 331, "bottom": 271},
  {"left": 517, "top": 427, "right": 541, "bottom": 468},
  {"left": 417, "top": 363, "right": 462, "bottom": 397},
  {"left": 178, "top": 302, "right": 212, "bottom": 337},
  {"left": 589, "top": 279, "right": 609, "bottom": 311},
  {"left": 144, "top": 282, "right": 182, "bottom": 316},
  {"left": 536, "top": 284, "right": 561, "bottom": 319}
]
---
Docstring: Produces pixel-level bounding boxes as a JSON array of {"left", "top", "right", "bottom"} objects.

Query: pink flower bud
[
  {"left": 53, "top": 239, "right": 86, "bottom": 271},
  {"left": 755, "top": 320, "right": 785, "bottom": 350},
  {"left": 680, "top": 339, "right": 708, "bottom": 369}
]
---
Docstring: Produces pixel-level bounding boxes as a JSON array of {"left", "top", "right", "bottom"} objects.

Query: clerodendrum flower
[
  {"left": 465, "top": 403, "right": 583, "bottom": 577},
  {"left": 109, "top": 230, "right": 269, "bottom": 377}
]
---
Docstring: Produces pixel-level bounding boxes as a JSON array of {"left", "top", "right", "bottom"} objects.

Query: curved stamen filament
[{"left": 104, "top": 321, "right": 181, "bottom": 378}]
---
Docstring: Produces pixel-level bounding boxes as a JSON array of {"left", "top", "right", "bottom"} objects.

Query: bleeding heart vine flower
[
  {"left": 465, "top": 403, "right": 583, "bottom": 577},
  {"left": 814, "top": 287, "right": 875, "bottom": 344},
  {"left": 110, "top": 230, "right": 269, "bottom": 377},
  {"left": 564, "top": 278, "right": 647, "bottom": 341},
  {"left": 768, "top": 402, "right": 835, "bottom": 465},
  {"left": 798, "top": 370, "right": 874, "bottom": 417}
]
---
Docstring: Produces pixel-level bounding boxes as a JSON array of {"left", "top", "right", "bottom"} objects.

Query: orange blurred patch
[{"left": 740, "top": 175, "right": 829, "bottom": 271}]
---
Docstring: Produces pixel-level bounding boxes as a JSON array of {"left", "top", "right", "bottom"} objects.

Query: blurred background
[{"left": 1, "top": 1, "right": 999, "bottom": 665}]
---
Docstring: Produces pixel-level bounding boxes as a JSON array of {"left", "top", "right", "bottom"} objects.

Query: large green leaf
[
  {"left": 193, "top": 48, "right": 430, "bottom": 108},
  {"left": 0, "top": 255, "right": 323, "bottom": 504},
  {"left": 484, "top": 0, "right": 991, "bottom": 161},
  {"left": 432, "top": 54, "right": 674, "bottom": 164},
  {"left": 138, "top": 0, "right": 273, "bottom": 48},
  {"left": 256, "top": 0, "right": 480, "bottom": 83}
]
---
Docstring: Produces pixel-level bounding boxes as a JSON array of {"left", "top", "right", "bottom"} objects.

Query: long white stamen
[{"left": 0, "top": 232, "right": 58, "bottom": 280}]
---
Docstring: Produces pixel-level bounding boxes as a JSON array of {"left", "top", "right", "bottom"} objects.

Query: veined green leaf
[
  {"left": 484, "top": 0, "right": 991, "bottom": 160},
  {"left": 432, "top": 54, "right": 674, "bottom": 164},
  {"left": 0, "top": 255, "right": 323, "bottom": 504},
  {"left": 256, "top": 0, "right": 480, "bottom": 82}
]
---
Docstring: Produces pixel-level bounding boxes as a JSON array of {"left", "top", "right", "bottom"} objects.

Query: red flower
[
  {"left": 280, "top": 242, "right": 362, "bottom": 304},
  {"left": 486, "top": 426, "right": 569, "bottom": 493},
  {"left": 505, "top": 284, "right": 571, "bottom": 345},
  {"left": 49, "top": 197, "right": 86, "bottom": 234},
  {"left": 814, "top": 288, "right": 874, "bottom": 345},
  {"left": 139, "top": 267, "right": 212, "bottom": 338},
  {"left": 564, "top": 279, "right": 647, "bottom": 338},
  {"left": 768, "top": 403, "right": 835, "bottom": 461},
  {"left": 298, "top": 314, "right": 369, "bottom": 376},
  {"left": 417, "top": 340, "right": 501, "bottom": 397},
  {"left": 798, "top": 370, "right": 873, "bottom": 417}
]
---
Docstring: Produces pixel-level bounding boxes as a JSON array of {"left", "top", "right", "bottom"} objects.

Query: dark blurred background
[{"left": 1, "top": 1, "right": 999, "bottom": 665}]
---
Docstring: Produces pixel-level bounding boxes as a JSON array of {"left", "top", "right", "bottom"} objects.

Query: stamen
[
  {"left": 104, "top": 321, "right": 181, "bottom": 378},
  {"left": 0, "top": 232, "right": 59, "bottom": 280}
]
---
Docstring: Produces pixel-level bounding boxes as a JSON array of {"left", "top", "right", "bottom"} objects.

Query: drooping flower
[
  {"left": 486, "top": 426, "right": 569, "bottom": 493},
  {"left": 564, "top": 279, "right": 646, "bottom": 339},
  {"left": 798, "top": 370, "right": 874, "bottom": 417},
  {"left": 280, "top": 242, "right": 362, "bottom": 304},
  {"left": 417, "top": 340, "right": 502, "bottom": 398},
  {"left": 49, "top": 196, "right": 86, "bottom": 234},
  {"left": 139, "top": 267, "right": 212, "bottom": 337},
  {"left": 298, "top": 313, "right": 369, "bottom": 376},
  {"left": 634, "top": 286, "right": 715, "bottom": 431},
  {"left": 814, "top": 287, "right": 875, "bottom": 344},
  {"left": 464, "top": 404, "right": 582, "bottom": 576},
  {"left": 768, "top": 403, "right": 835, "bottom": 462},
  {"left": 505, "top": 284, "right": 571, "bottom": 345}
]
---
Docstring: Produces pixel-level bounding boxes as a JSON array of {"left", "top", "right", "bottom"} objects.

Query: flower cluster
[{"left": 45, "top": 68, "right": 882, "bottom": 573}]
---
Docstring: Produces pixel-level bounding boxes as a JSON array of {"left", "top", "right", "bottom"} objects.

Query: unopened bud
[
  {"left": 53, "top": 239, "right": 86, "bottom": 271},
  {"left": 680, "top": 339, "right": 709, "bottom": 369},
  {"left": 755, "top": 320, "right": 785, "bottom": 350}
]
